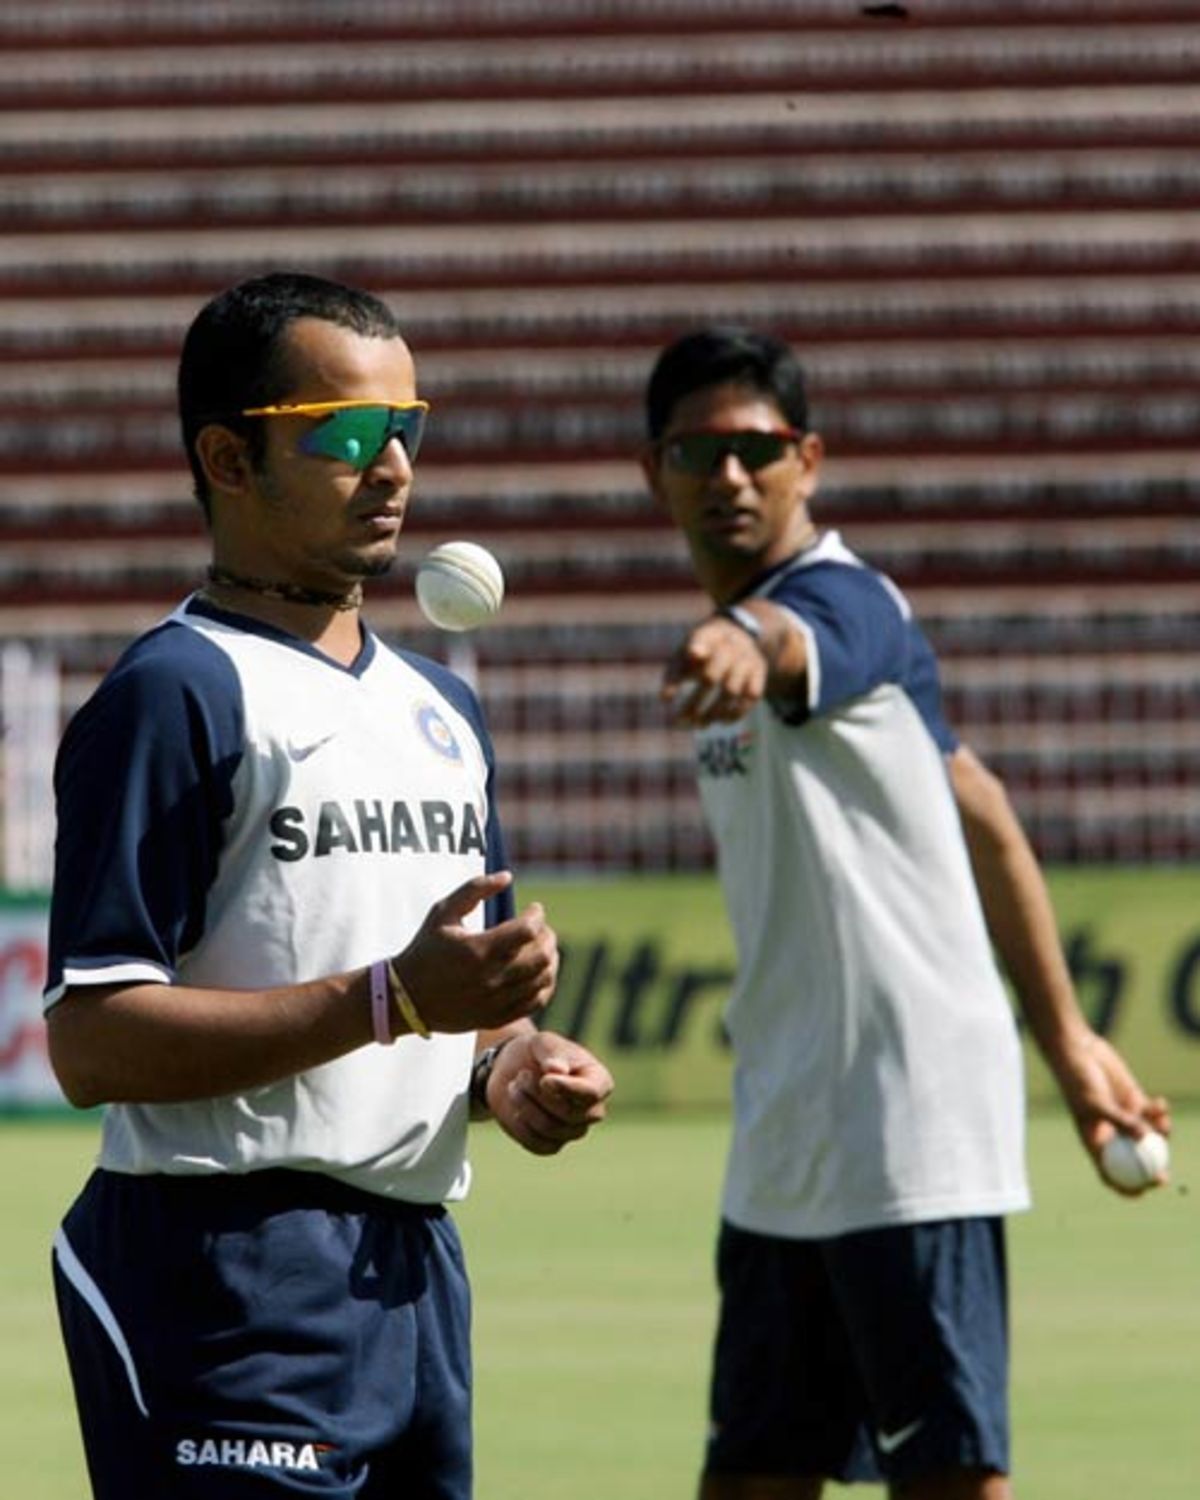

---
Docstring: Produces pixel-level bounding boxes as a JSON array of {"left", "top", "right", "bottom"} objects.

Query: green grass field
[{"left": 2, "top": 1107, "right": 1196, "bottom": 1498}]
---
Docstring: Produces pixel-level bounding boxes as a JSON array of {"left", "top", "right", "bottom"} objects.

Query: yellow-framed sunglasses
[{"left": 240, "top": 399, "right": 430, "bottom": 471}]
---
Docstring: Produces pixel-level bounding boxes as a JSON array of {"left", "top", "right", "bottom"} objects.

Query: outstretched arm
[
  {"left": 661, "top": 602, "right": 807, "bottom": 726},
  {"left": 949, "top": 745, "right": 1171, "bottom": 1193}
]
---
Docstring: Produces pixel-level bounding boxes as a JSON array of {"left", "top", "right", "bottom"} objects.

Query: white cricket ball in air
[
  {"left": 415, "top": 541, "right": 505, "bottom": 631},
  {"left": 1099, "top": 1129, "right": 1170, "bottom": 1191}
]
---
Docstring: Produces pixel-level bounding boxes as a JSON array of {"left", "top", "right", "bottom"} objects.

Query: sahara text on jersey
[{"left": 268, "top": 798, "right": 487, "bottom": 861}]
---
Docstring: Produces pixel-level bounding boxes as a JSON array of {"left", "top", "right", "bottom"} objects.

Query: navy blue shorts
[
  {"left": 52, "top": 1168, "right": 472, "bottom": 1498},
  {"left": 704, "top": 1216, "right": 1010, "bottom": 1485}
]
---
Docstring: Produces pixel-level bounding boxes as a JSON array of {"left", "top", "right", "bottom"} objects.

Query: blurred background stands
[{"left": 1, "top": 0, "right": 1198, "bottom": 880}]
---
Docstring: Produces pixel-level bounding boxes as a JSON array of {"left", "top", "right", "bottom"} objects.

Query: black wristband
[
  {"left": 717, "top": 603, "right": 765, "bottom": 644},
  {"left": 469, "top": 1041, "right": 508, "bottom": 1113}
]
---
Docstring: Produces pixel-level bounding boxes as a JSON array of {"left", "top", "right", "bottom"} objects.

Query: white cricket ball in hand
[
  {"left": 415, "top": 541, "right": 505, "bottom": 631},
  {"left": 1099, "top": 1129, "right": 1170, "bottom": 1191}
]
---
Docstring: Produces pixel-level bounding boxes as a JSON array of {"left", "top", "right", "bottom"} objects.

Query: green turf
[
  {"left": 3, "top": 1108, "right": 1196, "bottom": 1498},
  {"left": 0, "top": 1120, "right": 101, "bottom": 1498}
]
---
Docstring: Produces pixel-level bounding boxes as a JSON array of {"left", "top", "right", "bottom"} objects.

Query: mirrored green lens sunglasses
[
  {"left": 241, "top": 399, "right": 431, "bottom": 470},
  {"left": 661, "top": 428, "right": 800, "bottom": 476}
]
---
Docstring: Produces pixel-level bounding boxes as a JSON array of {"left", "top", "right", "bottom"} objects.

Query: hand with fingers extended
[
  {"left": 389, "top": 871, "right": 559, "bottom": 1034},
  {"left": 482, "top": 1030, "right": 614, "bottom": 1156}
]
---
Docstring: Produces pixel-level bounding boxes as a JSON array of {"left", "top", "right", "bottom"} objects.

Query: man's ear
[
  {"left": 639, "top": 442, "right": 666, "bottom": 506},
  {"left": 798, "top": 430, "right": 824, "bottom": 469},
  {"left": 796, "top": 430, "right": 824, "bottom": 498},
  {"left": 195, "top": 423, "right": 254, "bottom": 497}
]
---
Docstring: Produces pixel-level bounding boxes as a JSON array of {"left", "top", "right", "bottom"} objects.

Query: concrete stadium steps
[
  {"left": 3, "top": 451, "right": 1197, "bottom": 520},
  {"left": 11, "top": 335, "right": 1199, "bottom": 400},
  {"left": 5, "top": 373, "right": 1200, "bottom": 470},
  {"left": 3, "top": 514, "right": 1197, "bottom": 608},
  {"left": 4, "top": 87, "right": 1197, "bottom": 176},
  {"left": 4, "top": 344, "right": 1200, "bottom": 463},
  {"left": 2, "top": 215, "right": 1198, "bottom": 300},
  {"left": 940, "top": 652, "right": 1200, "bottom": 728},
  {"left": 2, "top": 0, "right": 1185, "bottom": 49},
  {"left": 4, "top": 267, "right": 1200, "bottom": 345},
  {"left": 1, "top": 0, "right": 1197, "bottom": 865},
  {"left": 5, "top": 283, "right": 1196, "bottom": 376},
  {"left": 3, "top": 282, "right": 1200, "bottom": 474},
  {"left": 1, "top": 14, "right": 1197, "bottom": 114},
  {"left": 6, "top": 150, "right": 1200, "bottom": 235}
]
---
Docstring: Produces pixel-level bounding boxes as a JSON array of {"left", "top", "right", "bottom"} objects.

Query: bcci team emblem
[{"left": 415, "top": 702, "right": 463, "bottom": 763}]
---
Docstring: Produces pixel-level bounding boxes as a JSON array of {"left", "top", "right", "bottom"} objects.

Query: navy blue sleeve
[
  {"left": 402, "top": 651, "right": 516, "bottom": 930},
  {"left": 46, "top": 623, "right": 244, "bottom": 998},
  {"left": 903, "top": 620, "right": 958, "bottom": 754},
  {"left": 769, "top": 562, "right": 958, "bottom": 751}
]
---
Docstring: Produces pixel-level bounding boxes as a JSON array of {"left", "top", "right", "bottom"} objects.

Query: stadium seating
[{"left": 1, "top": 0, "right": 1197, "bottom": 873}]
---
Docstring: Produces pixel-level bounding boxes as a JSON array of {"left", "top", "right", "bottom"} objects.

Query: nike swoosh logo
[
  {"left": 287, "top": 733, "right": 336, "bottom": 763},
  {"left": 877, "top": 1418, "right": 924, "bottom": 1455}
]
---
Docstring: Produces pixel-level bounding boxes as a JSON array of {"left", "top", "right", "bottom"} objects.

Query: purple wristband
[{"left": 369, "top": 960, "right": 394, "bottom": 1046}]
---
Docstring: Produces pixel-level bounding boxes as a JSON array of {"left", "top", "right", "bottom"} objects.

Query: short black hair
[
  {"left": 644, "top": 325, "right": 809, "bottom": 441},
  {"left": 177, "top": 271, "right": 403, "bottom": 517}
]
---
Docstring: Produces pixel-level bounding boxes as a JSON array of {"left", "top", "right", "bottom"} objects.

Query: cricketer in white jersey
[
  {"left": 694, "top": 532, "right": 1031, "bottom": 1240},
  {"left": 644, "top": 321, "right": 1167, "bottom": 1498},
  {"left": 45, "top": 594, "right": 508, "bottom": 1204}
]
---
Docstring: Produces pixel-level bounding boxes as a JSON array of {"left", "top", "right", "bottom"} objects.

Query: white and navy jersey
[
  {"left": 697, "top": 532, "right": 1030, "bottom": 1240},
  {"left": 45, "top": 596, "right": 514, "bottom": 1205}
]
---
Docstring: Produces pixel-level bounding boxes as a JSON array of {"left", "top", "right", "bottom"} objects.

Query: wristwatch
[{"left": 469, "top": 1041, "right": 509, "bottom": 1114}]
